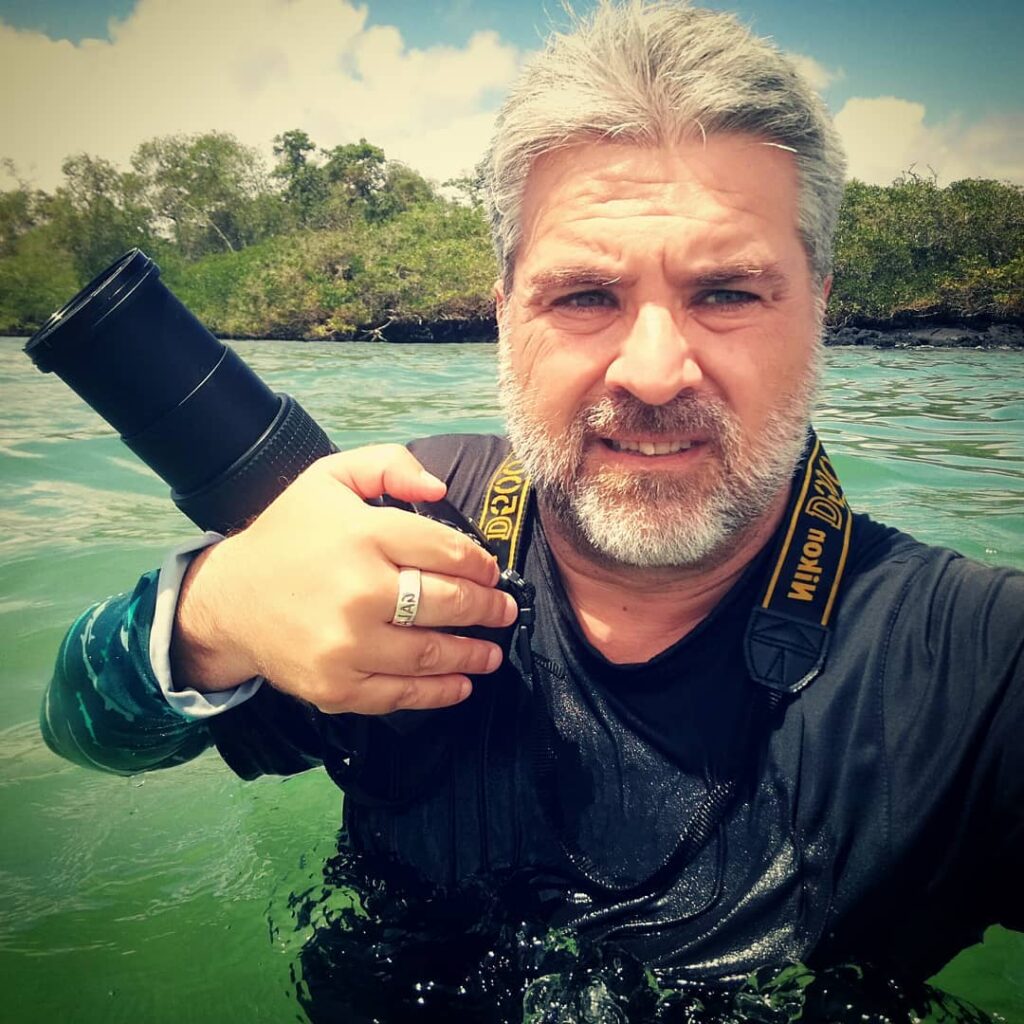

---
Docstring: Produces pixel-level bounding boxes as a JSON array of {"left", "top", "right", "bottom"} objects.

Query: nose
[{"left": 604, "top": 303, "right": 703, "bottom": 405}]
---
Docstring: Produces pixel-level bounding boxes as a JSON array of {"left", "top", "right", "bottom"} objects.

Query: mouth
[{"left": 601, "top": 437, "right": 704, "bottom": 457}]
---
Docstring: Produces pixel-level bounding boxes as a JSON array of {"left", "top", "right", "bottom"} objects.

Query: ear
[
  {"left": 492, "top": 278, "right": 505, "bottom": 320},
  {"left": 821, "top": 274, "right": 833, "bottom": 303}
]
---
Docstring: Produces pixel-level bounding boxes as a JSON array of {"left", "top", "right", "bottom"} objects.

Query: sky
[{"left": 1, "top": 0, "right": 1022, "bottom": 193}]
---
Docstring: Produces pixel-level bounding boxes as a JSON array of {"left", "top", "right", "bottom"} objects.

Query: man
[{"left": 42, "top": 0, "right": 1022, "bottom": 1012}]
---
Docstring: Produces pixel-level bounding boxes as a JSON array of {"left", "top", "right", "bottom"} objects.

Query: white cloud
[
  {"left": 3, "top": 4, "right": 1020, "bottom": 196},
  {"left": 0, "top": 0, "right": 523, "bottom": 190},
  {"left": 835, "top": 96, "right": 1024, "bottom": 186},
  {"left": 786, "top": 52, "right": 843, "bottom": 93}
]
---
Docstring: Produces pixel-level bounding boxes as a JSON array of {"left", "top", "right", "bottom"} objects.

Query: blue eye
[
  {"left": 700, "top": 289, "right": 756, "bottom": 306},
  {"left": 557, "top": 290, "right": 615, "bottom": 309}
]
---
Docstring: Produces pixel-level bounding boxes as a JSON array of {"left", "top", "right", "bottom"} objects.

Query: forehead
[{"left": 516, "top": 135, "right": 804, "bottom": 276}]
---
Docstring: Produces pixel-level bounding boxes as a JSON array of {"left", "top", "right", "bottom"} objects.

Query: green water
[{"left": 1, "top": 339, "right": 1022, "bottom": 1022}]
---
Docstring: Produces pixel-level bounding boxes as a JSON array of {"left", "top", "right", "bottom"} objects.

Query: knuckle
[
  {"left": 462, "top": 642, "right": 492, "bottom": 674},
  {"left": 447, "top": 532, "right": 474, "bottom": 569},
  {"left": 295, "top": 459, "right": 323, "bottom": 484},
  {"left": 307, "top": 682, "right": 344, "bottom": 714},
  {"left": 319, "top": 624, "right": 356, "bottom": 662},
  {"left": 313, "top": 696, "right": 345, "bottom": 714},
  {"left": 344, "top": 582, "right": 378, "bottom": 619},
  {"left": 416, "top": 638, "right": 442, "bottom": 673},
  {"left": 493, "top": 590, "right": 512, "bottom": 623},
  {"left": 450, "top": 535, "right": 496, "bottom": 584},
  {"left": 375, "top": 442, "right": 410, "bottom": 466},
  {"left": 393, "top": 679, "right": 419, "bottom": 711},
  {"left": 450, "top": 578, "right": 473, "bottom": 620}
]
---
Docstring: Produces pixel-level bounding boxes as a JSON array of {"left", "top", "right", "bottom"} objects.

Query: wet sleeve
[
  {"left": 42, "top": 435, "right": 503, "bottom": 780},
  {"left": 40, "top": 569, "right": 218, "bottom": 776},
  {"left": 41, "top": 544, "right": 327, "bottom": 780}
]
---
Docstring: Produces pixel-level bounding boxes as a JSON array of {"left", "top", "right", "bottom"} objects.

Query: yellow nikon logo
[
  {"left": 481, "top": 457, "right": 528, "bottom": 544},
  {"left": 761, "top": 435, "right": 851, "bottom": 627},
  {"left": 787, "top": 527, "right": 827, "bottom": 602},
  {"left": 805, "top": 453, "right": 846, "bottom": 530},
  {"left": 786, "top": 453, "right": 847, "bottom": 603}
]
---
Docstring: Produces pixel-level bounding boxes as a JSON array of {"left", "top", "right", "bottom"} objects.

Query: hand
[{"left": 170, "top": 445, "right": 518, "bottom": 715}]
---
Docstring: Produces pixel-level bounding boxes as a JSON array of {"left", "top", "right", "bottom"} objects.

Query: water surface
[{"left": 1, "top": 340, "right": 1021, "bottom": 1022}]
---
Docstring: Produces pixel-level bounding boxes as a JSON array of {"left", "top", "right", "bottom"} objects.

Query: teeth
[{"left": 608, "top": 439, "right": 695, "bottom": 455}]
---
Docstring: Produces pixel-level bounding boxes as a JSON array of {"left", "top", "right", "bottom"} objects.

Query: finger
[
  {"left": 319, "top": 445, "right": 447, "bottom": 504},
  {"left": 404, "top": 571, "right": 518, "bottom": 629},
  {"left": 344, "top": 674, "right": 474, "bottom": 716},
  {"left": 354, "top": 628, "right": 503, "bottom": 679},
  {"left": 375, "top": 508, "right": 500, "bottom": 587}
]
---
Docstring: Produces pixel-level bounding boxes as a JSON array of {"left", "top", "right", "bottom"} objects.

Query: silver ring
[{"left": 391, "top": 567, "right": 422, "bottom": 627}]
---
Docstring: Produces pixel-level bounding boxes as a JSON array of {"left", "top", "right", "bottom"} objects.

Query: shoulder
[
  {"left": 406, "top": 433, "right": 511, "bottom": 515},
  {"left": 841, "top": 513, "right": 1024, "bottom": 653},
  {"left": 831, "top": 513, "right": 1023, "bottom": 743}
]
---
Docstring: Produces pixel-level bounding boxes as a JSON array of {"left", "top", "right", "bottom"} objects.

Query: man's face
[{"left": 496, "top": 135, "right": 828, "bottom": 570}]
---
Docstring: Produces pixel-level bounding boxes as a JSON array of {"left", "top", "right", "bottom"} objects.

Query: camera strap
[
  {"left": 477, "top": 433, "right": 854, "bottom": 896},
  {"left": 476, "top": 450, "right": 534, "bottom": 573},
  {"left": 477, "top": 430, "right": 852, "bottom": 697},
  {"left": 744, "top": 430, "right": 853, "bottom": 696}
]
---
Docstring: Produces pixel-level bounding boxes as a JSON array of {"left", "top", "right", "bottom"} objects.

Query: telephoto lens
[
  {"left": 25, "top": 250, "right": 533, "bottom": 670},
  {"left": 24, "top": 249, "right": 336, "bottom": 534}
]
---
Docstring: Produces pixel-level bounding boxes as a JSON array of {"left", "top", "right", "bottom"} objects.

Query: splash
[{"left": 269, "top": 844, "right": 999, "bottom": 1024}]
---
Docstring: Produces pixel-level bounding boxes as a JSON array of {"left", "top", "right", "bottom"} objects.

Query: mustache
[{"left": 580, "top": 393, "right": 734, "bottom": 440}]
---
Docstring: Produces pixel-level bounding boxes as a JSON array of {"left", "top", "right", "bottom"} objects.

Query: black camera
[{"left": 24, "top": 249, "right": 533, "bottom": 655}]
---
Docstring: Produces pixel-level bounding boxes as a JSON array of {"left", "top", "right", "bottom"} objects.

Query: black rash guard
[
  {"left": 38, "top": 432, "right": 1024, "bottom": 987},
  {"left": 195, "top": 433, "right": 1024, "bottom": 983}
]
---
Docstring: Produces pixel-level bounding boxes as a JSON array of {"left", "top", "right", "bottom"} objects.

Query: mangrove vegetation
[{"left": 1, "top": 131, "right": 1021, "bottom": 339}]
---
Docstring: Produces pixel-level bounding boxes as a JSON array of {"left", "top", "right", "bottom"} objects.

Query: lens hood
[{"left": 24, "top": 249, "right": 334, "bottom": 533}]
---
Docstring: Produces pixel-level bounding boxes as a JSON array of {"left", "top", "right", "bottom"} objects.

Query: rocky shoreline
[
  {"left": 278, "top": 317, "right": 1024, "bottom": 347},
  {"left": 159, "top": 312, "right": 1024, "bottom": 347},
  {"left": 13, "top": 318, "right": 1018, "bottom": 348},
  {"left": 823, "top": 321, "right": 1024, "bottom": 349}
]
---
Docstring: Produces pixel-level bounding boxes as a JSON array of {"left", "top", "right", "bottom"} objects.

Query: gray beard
[{"left": 497, "top": 343, "right": 820, "bottom": 571}]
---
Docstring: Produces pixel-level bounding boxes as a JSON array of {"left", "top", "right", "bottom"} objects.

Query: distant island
[{"left": 2, "top": 131, "right": 1021, "bottom": 347}]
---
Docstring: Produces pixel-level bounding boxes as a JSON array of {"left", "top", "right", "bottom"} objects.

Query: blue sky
[
  {"left": 377, "top": 0, "right": 1024, "bottom": 123},
  {"left": 2, "top": 0, "right": 1022, "bottom": 190}
]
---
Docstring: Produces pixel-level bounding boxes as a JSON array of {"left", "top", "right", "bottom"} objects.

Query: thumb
[{"left": 318, "top": 444, "right": 448, "bottom": 503}]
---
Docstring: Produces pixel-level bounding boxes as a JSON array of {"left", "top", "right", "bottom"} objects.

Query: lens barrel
[{"left": 24, "top": 249, "right": 335, "bottom": 534}]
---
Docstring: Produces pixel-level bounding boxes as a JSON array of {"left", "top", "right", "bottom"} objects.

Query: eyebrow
[
  {"left": 691, "top": 262, "right": 790, "bottom": 290},
  {"left": 524, "top": 261, "right": 790, "bottom": 301},
  {"left": 524, "top": 266, "right": 626, "bottom": 303}
]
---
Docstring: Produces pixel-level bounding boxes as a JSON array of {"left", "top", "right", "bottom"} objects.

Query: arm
[
  {"left": 882, "top": 554, "right": 1024, "bottom": 970},
  {"left": 41, "top": 569, "right": 216, "bottom": 775},
  {"left": 43, "top": 444, "right": 516, "bottom": 777}
]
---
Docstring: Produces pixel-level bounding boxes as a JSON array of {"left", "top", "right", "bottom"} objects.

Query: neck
[{"left": 541, "top": 489, "right": 790, "bottom": 664}]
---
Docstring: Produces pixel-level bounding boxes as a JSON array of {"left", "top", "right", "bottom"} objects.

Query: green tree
[
  {"left": 0, "top": 221, "right": 79, "bottom": 331},
  {"left": 0, "top": 187, "right": 39, "bottom": 259},
  {"left": 322, "top": 141, "right": 438, "bottom": 221},
  {"left": 322, "top": 138, "right": 387, "bottom": 212},
  {"left": 442, "top": 171, "right": 486, "bottom": 211},
  {"left": 272, "top": 129, "right": 317, "bottom": 177},
  {"left": 374, "top": 162, "right": 438, "bottom": 220},
  {"left": 133, "top": 131, "right": 281, "bottom": 259},
  {"left": 943, "top": 178, "right": 1024, "bottom": 267},
  {"left": 831, "top": 173, "right": 1024, "bottom": 321},
  {"left": 272, "top": 129, "right": 329, "bottom": 228},
  {"left": 50, "top": 153, "right": 154, "bottom": 279}
]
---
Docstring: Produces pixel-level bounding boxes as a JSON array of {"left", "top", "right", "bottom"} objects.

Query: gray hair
[{"left": 483, "top": 0, "right": 846, "bottom": 287}]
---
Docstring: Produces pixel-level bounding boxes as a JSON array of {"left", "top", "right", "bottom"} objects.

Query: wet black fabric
[{"left": 208, "top": 433, "right": 1024, "bottom": 983}]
